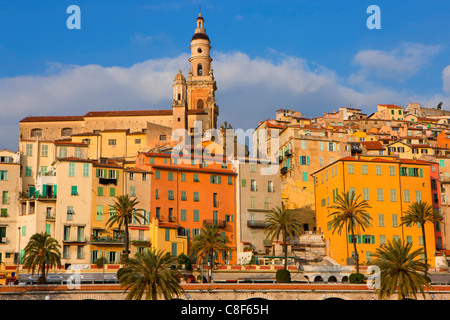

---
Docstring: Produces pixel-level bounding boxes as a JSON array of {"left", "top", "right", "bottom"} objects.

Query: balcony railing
[
  {"left": 99, "top": 177, "right": 117, "bottom": 186},
  {"left": 203, "top": 219, "right": 226, "bottom": 228},
  {"left": 90, "top": 235, "right": 124, "bottom": 245},
  {"left": 280, "top": 166, "right": 288, "bottom": 175},
  {"left": 45, "top": 213, "right": 56, "bottom": 220},
  {"left": 247, "top": 220, "right": 268, "bottom": 228}
]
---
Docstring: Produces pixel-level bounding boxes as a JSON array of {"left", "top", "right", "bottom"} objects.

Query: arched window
[
  {"left": 197, "top": 99, "right": 204, "bottom": 109},
  {"left": 197, "top": 64, "right": 203, "bottom": 76},
  {"left": 30, "top": 128, "right": 43, "bottom": 138},
  {"left": 61, "top": 127, "right": 73, "bottom": 136}
]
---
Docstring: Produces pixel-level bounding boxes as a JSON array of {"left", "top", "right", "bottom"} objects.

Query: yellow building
[
  {"left": 149, "top": 217, "right": 188, "bottom": 257},
  {"left": 312, "top": 156, "right": 436, "bottom": 267}
]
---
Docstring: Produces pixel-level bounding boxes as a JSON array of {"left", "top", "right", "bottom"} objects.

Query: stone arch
[
  {"left": 328, "top": 276, "right": 337, "bottom": 283},
  {"left": 313, "top": 276, "right": 323, "bottom": 283},
  {"left": 197, "top": 64, "right": 203, "bottom": 76},
  {"left": 341, "top": 276, "right": 349, "bottom": 283}
]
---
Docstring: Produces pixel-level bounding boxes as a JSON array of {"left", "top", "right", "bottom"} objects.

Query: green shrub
[
  {"left": 276, "top": 269, "right": 291, "bottom": 283},
  {"left": 349, "top": 273, "right": 365, "bottom": 284}
]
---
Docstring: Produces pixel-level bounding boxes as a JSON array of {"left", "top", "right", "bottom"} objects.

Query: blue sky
[{"left": 1, "top": 0, "right": 450, "bottom": 150}]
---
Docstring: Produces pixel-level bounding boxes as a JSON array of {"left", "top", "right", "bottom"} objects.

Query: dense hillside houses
[{"left": 0, "top": 13, "right": 449, "bottom": 275}]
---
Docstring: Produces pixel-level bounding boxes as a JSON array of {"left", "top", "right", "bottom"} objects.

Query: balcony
[
  {"left": 247, "top": 220, "right": 268, "bottom": 228},
  {"left": 130, "top": 237, "right": 151, "bottom": 247},
  {"left": 45, "top": 212, "right": 56, "bottom": 220},
  {"left": 284, "top": 149, "right": 293, "bottom": 157},
  {"left": 203, "top": 219, "right": 226, "bottom": 228},
  {"left": 99, "top": 177, "right": 117, "bottom": 186},
  {"left": 63, "top": 236, "right": 86, "bottom": 244},
  {"left": 90, "top": 235, "right": 124, "bottom": 245},
  {"left": 280, "top": 166, "right": 288, "bottom": 175},
  {"left": 263, "top": 239, "right": 273, "bottom": 247}
]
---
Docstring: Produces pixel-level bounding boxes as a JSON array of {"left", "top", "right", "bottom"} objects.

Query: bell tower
[{"left": 187, "top": 13, "right": 218, "bottom": 129}]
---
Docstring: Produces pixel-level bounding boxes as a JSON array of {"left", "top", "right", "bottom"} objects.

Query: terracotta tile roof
[
  {"left": 378, "top": 104, "right": 403, "bottom": 109},
  {"left": 20, "top": 115, "right": 84, "bottom": 122},
  {"left": 85, "top": 110, "right": 172, "bottom": 117},
  {"left": 54, "top": 141, "right": 88, "bottom": 146},
  {"left": 361, "top": 141, "right": 385, "bottom": 150}
]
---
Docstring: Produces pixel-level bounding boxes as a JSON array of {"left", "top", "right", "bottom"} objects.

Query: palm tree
[
  {"left": 117, "top": 248, "right": 182, "bottom": 300},
  {"left": 106, "top": 195, "right": 147, "bottom": 263},
  {"left": 264, "top": 206, "right": 302, "bottom": 270},
  {"left": 22, "top": 232, "right": 62, "bottom": 284},
  {"left": 327, "top": 191, "right": 372, "bottom": 274},
  {"left": 372, "top": 238, "right": 431, "bottom": 300},
  {"left": 190, "top": 223, "right": 232, "bottom": 283},
  {"left": 401, "top": 201, "right": 442, "bottom": 272}
]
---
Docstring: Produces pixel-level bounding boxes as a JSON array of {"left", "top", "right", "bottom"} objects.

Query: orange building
[{"left": 136, "top": 152, "right": 238, "bottom": 264}]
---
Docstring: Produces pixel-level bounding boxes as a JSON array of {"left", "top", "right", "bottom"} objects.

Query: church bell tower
[{"left": 186, "top": 13, "right": 218, "bottom": 129}]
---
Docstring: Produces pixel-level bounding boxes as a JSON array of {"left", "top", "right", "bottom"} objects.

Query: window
[
  {"left": 2, "top": 191, "right": 8, "bottom": 205},
  {"left": 376, "top": 166, "right": 382, "bottom": 175},
  {"left": 168, "top": 172, "right": 174, "bottom": 181},
  {"left": 362, "top": 165, "right": 368, "bottom": 175},
  {"left": 299, "top": 156, "right": 309, "bottom": 165},
  {"left": 30, "top": 128, "right": 42, "bottom": 138},
  {"left": 193, "top": 191, "right": 199, "bottom": 202},
  {"left": 108, "top": 139, "right": 117, "bottom": 146},
  {"left": 130, "top": 186, "right": 136, "bottom": 197},
  {"left": 389, "top": 166, "right": 395, "bottom": 176},
  {"left": 41, "top": 145, "right": 48, "bottom": 157},
  {"left": 418, "top": 236, "right": 424, "bottom": 245},
  {"left": 75, "top": 147, "right": 81, "bottom": 158},
  {"left": 155, "top": 207, "right": 161, "bottom": 220},
  {"left": 378, "top": 214, "right": 385, "bottom": 227},
  {"left": 0, "top": 170, "right": 7, "bottom": 181},
  {"left": 228, "top": 176, "right": 233, "bottom": 185},
  {"left": 392, "top": 214, "right": 398, "bottom": 227},
  {"left": 362, "top": 188, "right": 369, "bottom": 201},
  {"left": 71, "top": 186, "right": 78, "bottom": 196},
  {"left": 379, "top": 235, "right": 386, "bottom": 245},
  {"left": 348, "top": 164, "right": 355, "bottom": 174},
  {"left": 25, "top": 166, "right": 32, "bottom": 177},
  {"left": 250, "top": 180, "right": 256, "bottom": 191},
  {"left": 193, "top": 209, "right": 199, "bottom": 222},
  {"left": 406, "top": 236, "right": 413, "bottom": 244},
  {"left": 69, "top": 162, "right": 75, "bottom": 177},
  {"left": 1, "top": 208, "right": 7, "bottom": 218},
  {"left": 159, "top": 135, "right": 167, "bottom": 141},
  {"left": 376, "top": 188, "right": 383, "bottom": 201},
  {"left": 348, "top": 187, "right": 355, "bottom": 197},
  {"left": 250, "top": 196, "right": 255, "bottom": 209},
  {"left": 58, "top": 146, "right": 67, "bottom": 158},
  {"left": 193, "top": 174, "right": 199, "bottom": 182},
  {"left": 180, "top": 209, "right": 187, "bottom": 221},
  {"left": 250, "top": 164, "right": 256, "bottom": 172},
  {"left": 168, "top": 190, "right": 174, "bottom": 200},
  {"left": 110, "top": 188, "right": 115, "bottom": 197},
  {"left": 181, "top": 173, "right": 186, "bottom": 182},
  {"left": 155, "top": 171, "right": 161, "bottom": 179},
  {"left": 67, "top": 206, "right": 74, "bottom": 221},
  {"left": 301, "top": 140, "right": 307, "bottom": 150},
  {"left": 98, "top": 187, "right": 103, "bottom": 196},
  {"left": 302, "top": 172, "right": 307, "bottom": 182},
  {"left": 142, "top": 173, "right": 147, "bottom": 181},
  {"left": 165, "top": 229, "right": 170, "bottom": 241},
  {"left": 135, "top": 139, "right": 141, "bottom": 144},
  {"left": 181, "top": 191, "right": 187, "bottom": 201},
  {"left": 241, "top": 179, "right": 246, "bottom": 187},
  {"left": 415, "top": 190, "right": 422, "bottom": 202},
  {"left": 61, "top": 128, "right": 73, "bottom": 136},
  {"left": 26, "top": 144, "right": 33, "bottom": 156},
  {"left": 210, "top": 175, "right": 220, "bottom": 184},
  {"left": 268, "top": 181, "right": 274, "bottom": 192},
  {"left": 390, "top": 189, "right": 397, "bottom": 202},
  {"left": 404, "top": 190, "right": 410, "bottom": 202},
  {"left": 83, "top": 163, "right": 89, "bottom": 177},
  {"left": 264, "top": 197, "right": 270, "bottom": 209}
]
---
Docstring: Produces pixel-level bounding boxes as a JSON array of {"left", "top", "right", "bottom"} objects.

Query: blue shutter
[{"left": 306, "top": 156, "right": 310, "bottom": 165}]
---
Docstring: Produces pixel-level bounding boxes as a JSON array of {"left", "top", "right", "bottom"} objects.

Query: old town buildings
[{"left": 0, "top": 13, "right": 449, "bottom": 273}]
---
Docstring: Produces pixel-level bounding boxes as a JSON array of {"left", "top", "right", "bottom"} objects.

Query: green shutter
[
  {"left": 42, "top": 184, "right": 47, "bottom": 197},
  {"left": 53, "top": 185, "right": 57, "bottom": 198},
  {"left": 419, "top": 168, "right": 423, "bottom": 177},
  {"left": 96, "top": 169, "right": 100, "bottom": 178},
  {"left": 371, "top": 235, "right": 375, "bottom": 244}
]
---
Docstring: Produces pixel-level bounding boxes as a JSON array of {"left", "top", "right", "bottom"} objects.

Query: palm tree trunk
[
  {"left": 421, "top": 225, "right": 428, "bottom": 274},
  {"left": 283, "top": 232, "right": 288, "bottom": 270},
  {"left": 351, "top": 229, "right": 359, "bottom": 274},
  {"left": 124, "top": 219, "right": 130, "bottom": 263}
]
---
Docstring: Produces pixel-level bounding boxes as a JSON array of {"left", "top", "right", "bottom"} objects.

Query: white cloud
[
  {"left": 350, "top": 42, "right": 442, "bottom": 83},
  {"left": 0, "top": 49, "right": 448, "bottom": 149},
  {"left": 443, "top": 65, "right": 450, "bottom": 93}
]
